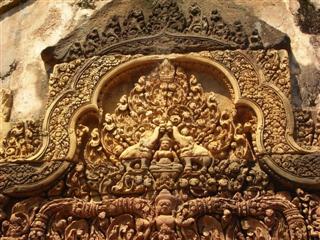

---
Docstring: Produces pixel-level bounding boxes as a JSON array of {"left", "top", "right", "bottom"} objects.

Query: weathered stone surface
[
  {"left": 41, "top": 0, "right": 288, "bottom": 68},
  {"left": 296, "top": 0, "right": 320, "bottom": 34},
  {"left": 0, "top": 0, "right": 112, "bottom": 121},
  {"left": 231, "top": 0, "right": 320, "bottom": 108},
  {"left": 0, "top": 0, "right": 28, "bottom": 15}
]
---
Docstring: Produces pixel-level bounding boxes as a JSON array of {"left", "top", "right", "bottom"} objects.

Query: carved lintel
[{"left": 0, "top": 190, "right": 308, "bottom": 240}]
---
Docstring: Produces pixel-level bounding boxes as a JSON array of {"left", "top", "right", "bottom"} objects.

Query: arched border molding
[{"left": 1, "top": 50, "right": 320, "bottom": 195}]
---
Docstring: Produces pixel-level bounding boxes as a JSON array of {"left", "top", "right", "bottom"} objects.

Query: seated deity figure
[{"left": 150, "top": 133, "right": 183, "bottom": 172}]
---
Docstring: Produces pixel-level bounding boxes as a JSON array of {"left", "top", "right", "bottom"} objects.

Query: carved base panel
[{"left": 2, "top": 193, "right": 308, "bottom": 240}]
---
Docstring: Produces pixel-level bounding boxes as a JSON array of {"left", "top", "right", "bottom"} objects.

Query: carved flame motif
[{"left": 101, "top": 59, "right": 252, "bottom": 162}]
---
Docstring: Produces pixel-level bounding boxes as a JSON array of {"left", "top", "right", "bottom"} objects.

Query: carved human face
[
  {"left": 160, "top": 140, "right": 171, "bottom": 150},
  {"left": 157, "top": 199, "right": 173, "bottom": 215}
]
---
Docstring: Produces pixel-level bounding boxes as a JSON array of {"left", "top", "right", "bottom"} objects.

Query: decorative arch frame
[{"left": 1, "top": 50, "right": 319, "bottom": 196}]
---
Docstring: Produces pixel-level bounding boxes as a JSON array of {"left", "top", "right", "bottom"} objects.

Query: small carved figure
[
  {"left": 2, "top": 212, "right": 29, "bottom": 238},
  {"left": 249, "top": 29, "right": 263, "bottom": 49},
  {"left": 64, "top": 219, "right": 89, "bottom": 240},
  {"left": 150, "top": 132, "right": 183, "bottom": 173},
  {"left": 148, "top": 0, "right": 186, "bottom": 32},
  {"left": 152, "top": 189, "right": 179, "bottom": 240},
  {"left": 123, "top": 10, "right": 147, "bottom": 37},
  {"left": 84, "top": 28, "right": 101, "bottom": 57},
  {"left": 66, "top": 162, "right": 91, "bottom": 200},
  {"left": 209, "top": 10, "right": 227, "bottom": 37},
  {"left": 186, "top": 3, "right": 208, "bottom": 34},
  {"left": 153, "top": 134, "right": 178, "bottom": 165},
  {"left": 84, "top": 128, "right": 106, "bottom": 165},
  {"left": 102, "top": 15, "right": 121, "bottom": 44},
  {"left": 66, "top": 41, "right": 84, "bottom": 61}
]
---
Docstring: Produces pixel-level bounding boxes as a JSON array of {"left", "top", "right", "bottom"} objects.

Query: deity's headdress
[
  {"left": 155, "top": 189, "right": 177, "bottom": 206},
  {"left": 160, "top": 133, "right": 171, "bottom": 143},
  {"left": 159, "top": 59, "right": 175, "bottom": 82}
]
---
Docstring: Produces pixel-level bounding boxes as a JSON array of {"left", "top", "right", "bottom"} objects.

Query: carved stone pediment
[
  {"left": 1, "top": 0, "right": 320, "bottom": 238},
  {"left": 3, "top": 50, "right": 317, "bottom": 180},
  {"left": 1, "top": 50, "right": 320, "bottom": 239}
]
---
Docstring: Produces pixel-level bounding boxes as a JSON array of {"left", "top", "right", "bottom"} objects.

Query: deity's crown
[
  {"left": 155, "top": 189, "right": 177, "bottom": 205},
  {"left": 160, "top": 133, "right": 171, "bottom": 142},
  {"left": 159, "top": 59, "right": 175, "bottom": 82}
]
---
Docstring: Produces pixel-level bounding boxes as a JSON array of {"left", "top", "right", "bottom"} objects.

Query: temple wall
[
  {"left": 0, "top": 0, "right": 111, "bottom": 121},
  {"left": 233, "top": 0, "right": 320, "bottom": 108}
]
